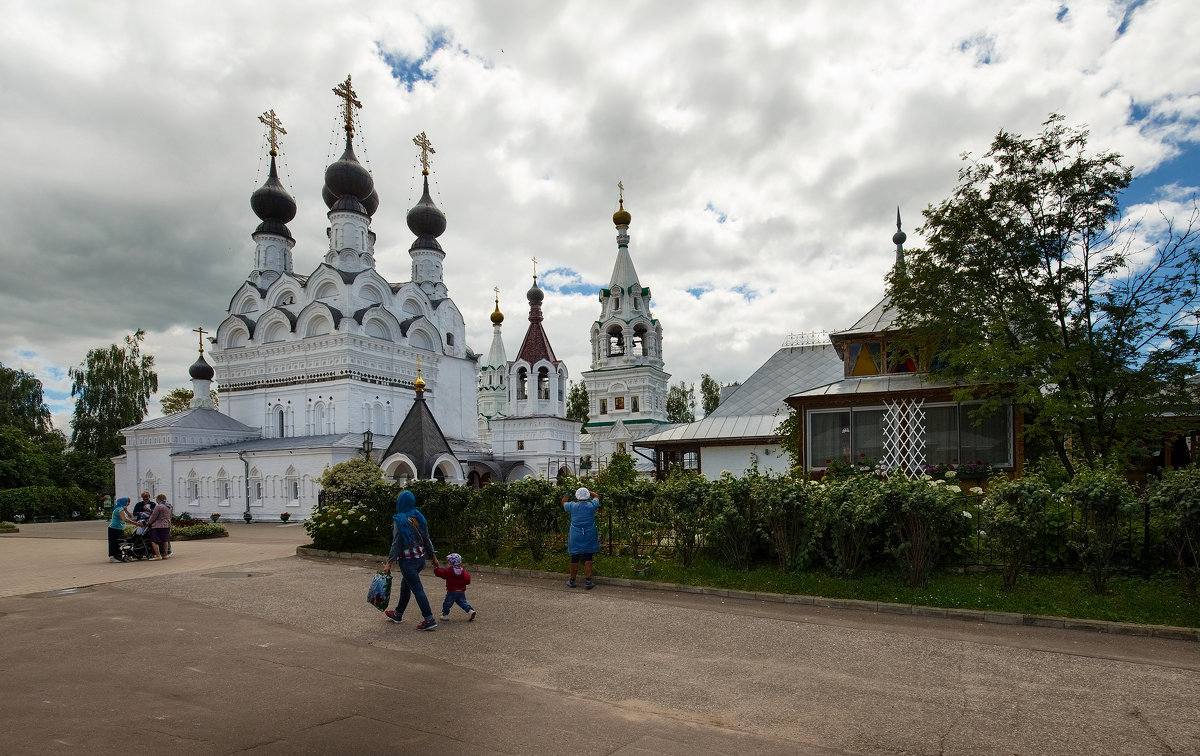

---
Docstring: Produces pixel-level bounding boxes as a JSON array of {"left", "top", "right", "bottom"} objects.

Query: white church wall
[{"left": 700, "top": 445, "right": 792, "bottom": 479}]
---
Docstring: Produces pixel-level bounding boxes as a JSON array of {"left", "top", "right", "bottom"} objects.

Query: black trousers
[{"left": 107, "top": 527, "right": 123, "bottom": 559}]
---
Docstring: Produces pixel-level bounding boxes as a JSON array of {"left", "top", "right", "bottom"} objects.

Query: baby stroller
[{"left": 119, "top": 516, "right": 155, "bottom": 561}]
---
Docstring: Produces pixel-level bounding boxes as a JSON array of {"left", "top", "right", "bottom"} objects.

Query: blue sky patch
[
  {"left": 376, "top": 29, "right": 455, "bottom": 91},
  {"left": 704, "top": 202, "right": 728, "bottom": 224},
  {"left": 539, "top": 267, "right": 597, "bottom": 297},
  {"left": 1116, "top": 0, "right": 1150, "bottom": 37},
  {"left": 958, "top": 35, "right": 995, "bottom": 65},
  {"left": 1056, "top": 5, "right": 1069, "bottom": 22}
]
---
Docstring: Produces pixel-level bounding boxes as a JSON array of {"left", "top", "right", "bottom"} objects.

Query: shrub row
[
  {"left": 304, "top": 461, "right": 1200, "bottom": 594},
  {"left": 0, "top": 486, "right": 99, "bottom": 523}
]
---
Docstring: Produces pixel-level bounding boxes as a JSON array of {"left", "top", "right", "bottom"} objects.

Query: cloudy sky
[{"left": 2, "top": 0, "right": 1198, "bottom": 434}]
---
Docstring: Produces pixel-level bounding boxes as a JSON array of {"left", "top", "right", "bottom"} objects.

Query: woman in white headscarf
[{"left": 562, "top": 486, "right": 601, "bottom": 589}]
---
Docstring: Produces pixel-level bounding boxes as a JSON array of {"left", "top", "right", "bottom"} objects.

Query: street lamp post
[{"left": 361, "top": 429, "right": 374, "bottom": 462}]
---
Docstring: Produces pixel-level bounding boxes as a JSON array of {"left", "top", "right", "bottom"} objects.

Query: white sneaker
[
  {"left": 440, "top": 615, "right": 451, "bottom": 621},
  {"left": 108, "top": 556, "right": 122, "bottom": 563}
]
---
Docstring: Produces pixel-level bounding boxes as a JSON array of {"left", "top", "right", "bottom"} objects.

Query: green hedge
[
  {"left": 0, "top": 486, "right": 99, "bottom": 522},
  {"left": 302, "top": 459, "right": 1198, "bottom": 594}
]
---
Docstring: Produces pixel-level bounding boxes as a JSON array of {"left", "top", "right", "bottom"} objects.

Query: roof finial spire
[
  {"left": 193, "top": 326, "right": 209, "bottom": 356},
  {"left": 332, "top": 75, "right": 362, "bottom": 138},
  {"left": 531, "top": 256, "right": 538, "bottom": 284},
  {"left": 414, "top": 356, "right": 425, "bottom": 394},
  {"left": 258, "top": 110, "right": 286, "bottom": 157},
  {"left": 413, "top": 132, "right": 436, "bottom": 176},
  {"left": 892, "top": 207, "right": 907, "bottom": 275}
]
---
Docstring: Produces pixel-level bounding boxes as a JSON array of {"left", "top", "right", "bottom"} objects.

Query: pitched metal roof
[
  {"left": 636, "top": 414, "right": 783, "bottom": 445},
  {"left": 711, "top": 342, "right": 845, "bottom": 417},
  {"left": 123, "top": 409, "right": 258, "bottom": 434},
  {"left": 787, "top": 373, "right": 959, "bottom": 400},
  {"left": 832, "top": 296, "right": 899, "bottom": 337}
]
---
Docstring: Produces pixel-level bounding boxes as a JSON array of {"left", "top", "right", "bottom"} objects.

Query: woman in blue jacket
[
  {"left": 381, "top": 490, "right": 441, "bottom": 630},
  {"left": 562, "top": 487, "right": 601, "bottom": 589}
]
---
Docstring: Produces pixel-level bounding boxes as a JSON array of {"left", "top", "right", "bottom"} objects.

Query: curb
[{"left": 295, "top": 546, "right": 1199, "bottom": 643}]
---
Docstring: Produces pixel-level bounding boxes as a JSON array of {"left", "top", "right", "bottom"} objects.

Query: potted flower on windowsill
[{"left": 279, "top": 512, "right": 291, "bottom": 522}]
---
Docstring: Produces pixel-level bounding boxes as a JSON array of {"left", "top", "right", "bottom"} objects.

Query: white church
[{"left": 110, "top": 77, "right": 638, "bottom": 520}]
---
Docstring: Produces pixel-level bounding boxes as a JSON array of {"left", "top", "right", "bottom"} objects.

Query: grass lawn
[{"left": 451, "top": 546, "right": 1200, "bottom": 629}]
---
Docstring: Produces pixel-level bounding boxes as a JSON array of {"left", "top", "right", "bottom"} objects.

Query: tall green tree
[
  {"left": 160, "top": 387, "right": 218, "bottom": 414},
  {"left": 700, "top": 373, "right": 721, "bottom": 416},
  {"left": 889, "top": 115, "right": 1200, "bottom": 475},
  {"left": 69, "top": 330, "right": 158, "bottom": 459},
  {"left": 566, "top": 380, "right": 590, "bottom": 430},
  {"left": 0, "top": 362, "right": 52, "bottom": 437},
  {"left": 666, "top": 381, "right": 696, "bottom": 423}
]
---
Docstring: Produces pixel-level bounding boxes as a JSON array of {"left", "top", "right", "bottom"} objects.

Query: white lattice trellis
[{"left": 881, "top": 398, "right": 926, "bottom": 477}]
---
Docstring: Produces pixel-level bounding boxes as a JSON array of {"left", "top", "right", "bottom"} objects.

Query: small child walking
[{"left": 433, "top": 553, "right": 476, "bottom": 622}]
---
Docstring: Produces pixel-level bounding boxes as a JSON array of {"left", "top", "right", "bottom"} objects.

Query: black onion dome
[
  {"left": 323, "top": 136, "right": 374, "bottom": 208},
  {"left": 362, "top": 189, "right": 379, "bottom": 217},
  {"left": 892, "top": 229, "right": 907, "bottom": 246},
  {"left": 250, "top": 156, "right": 297, "bottom": 223},
  {"left": 406, "top": 175, "right": 446, "bottom": 238},
  {"left": 527, "top": 280, "right": 544, "bottom": 304},
  {"left": 189, "top": 354, "right": 215, "bottom": 381}
]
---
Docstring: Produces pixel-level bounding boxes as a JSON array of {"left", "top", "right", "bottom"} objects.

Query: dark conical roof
[
  {"left": 380, "top": 390, "right": 454, "bottom": 479},
  {"left": 323, "top": 134, "right": 375, "bottom": 211}
]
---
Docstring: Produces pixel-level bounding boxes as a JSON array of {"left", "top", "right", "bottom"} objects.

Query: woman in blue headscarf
[
  {"left": 107, "top": 496, "right": 137, "bottom": 563},
  {"left": 381, "top": 490, "right": 441, "bottom": 630}
]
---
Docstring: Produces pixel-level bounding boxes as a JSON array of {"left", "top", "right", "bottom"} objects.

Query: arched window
[
  {"left": 517, "top": 368, "right": 528, "bottom": 400},
  {"left": 632, "top": 324, "right": 647, "bottom": 356},
  {"left": 187, "top": 470, "right": 199, "bottom": 502},
  {"left": 313, "top": 402, "right": 327, "bottom": 435},
  {"left": 446, "top": 333, "right": 455, "bottom": 346},
  {"left": 217, "top": 468, "right": 230, "bottom": 502},
  {"left": 607, "top": 326, "right": 625, "bottom": 357},
  {"left": 537, "top": 367, "right": 550, "bottom": 400},
  {"left": 275, "top": 407, "right": 286, "bottom": 438}
]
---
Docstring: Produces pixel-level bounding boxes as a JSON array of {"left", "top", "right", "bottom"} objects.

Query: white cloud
[{"left": 2, "top": 0, "right": 1199, "bottom": 432}]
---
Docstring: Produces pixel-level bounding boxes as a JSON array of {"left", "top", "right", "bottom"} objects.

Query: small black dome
[
  {"left": 250, "top": 157, "right": 297, "bottom": 223},
  {"left": 323, "top": 137, "right": 374, "bottom": 208},
  {"left": 892, "top": 230, "right": 907, "bottom": 245},
  {"left": 189, "top": 354, "right": 215, "bottom": 381},
  {"left": 254, "top": 219, "right": 293, "bottom": 241},
  {"left": 406, "top": 175, "right": 446, "bottom": 238},
  {"left": 527, "top": 281, "right": 544, "bottom": 304},
  {"left": 331, "top": 195, "right": 367, "bottom": 215}
]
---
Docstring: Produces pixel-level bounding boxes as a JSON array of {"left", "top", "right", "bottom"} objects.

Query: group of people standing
[
  {"left": 380, "top": 486, "right": 602, "bottom": 630},
  {"left": 106, "top": 491, "right": 173, "bottom": 562}
]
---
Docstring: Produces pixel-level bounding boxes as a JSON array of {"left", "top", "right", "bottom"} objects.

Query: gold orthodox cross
[
  {"left": 413, "top": 132, "right": 435, "bottom": 174},
  {"left": 193, "top": 327, "right": 208, "bottom": 354},
  {"left": 332, "top": 75, "right": 362, "bottom": 136},
  {"left": 531, "top": 256, "right": 538, "bottom": 282},
  {"left": 258, "top": 110, "right": 286, "bottom": 156},
  {"left": 618, "top": 180, "right": 624, "bottom": 202}
]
